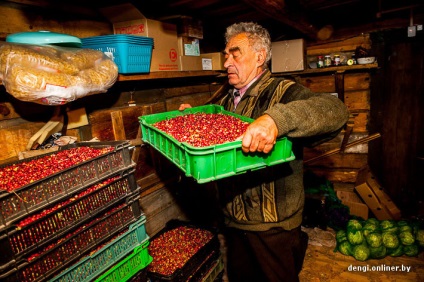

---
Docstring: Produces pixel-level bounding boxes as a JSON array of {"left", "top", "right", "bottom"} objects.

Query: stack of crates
[
  {"left": 81, "top": 34, "right": 154, "bottom": 74},
  {"left": 146, "top": 220, "right": 223, "bottom": 282},
  {"left": 0, "top": 141, "right": 152, "bottom": 282}
]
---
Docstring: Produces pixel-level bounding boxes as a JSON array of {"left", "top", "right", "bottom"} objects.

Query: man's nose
[{"left": 224, "top": 56, "right": 232, "bottom": 69}]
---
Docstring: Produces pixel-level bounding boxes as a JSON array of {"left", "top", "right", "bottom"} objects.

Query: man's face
[{"left": 223, "top": 33, "right": 262, "bottom": 89}]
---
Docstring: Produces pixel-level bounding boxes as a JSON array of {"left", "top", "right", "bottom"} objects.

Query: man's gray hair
[{"left": 225, "top": 22, "right": 272, "bottom": 64}]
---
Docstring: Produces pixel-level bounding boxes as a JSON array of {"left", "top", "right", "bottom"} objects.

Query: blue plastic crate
[{"left": 81, "top": 35, "right": 153, "bottom": 74}]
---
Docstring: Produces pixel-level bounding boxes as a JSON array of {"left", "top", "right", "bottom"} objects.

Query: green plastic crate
[
  {"left": 50, "top": 216, "right": 148, "bottom": 282},
  {"left": 95, "top": 240, "right": 152, "bottom": 282},
  {"left": 139, "top": 105, "right": 295, "bottom": 183}
]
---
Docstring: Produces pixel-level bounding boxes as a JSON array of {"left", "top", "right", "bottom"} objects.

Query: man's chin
[{"left": 227, "top": 74, "right": 238, "bottom": 84}]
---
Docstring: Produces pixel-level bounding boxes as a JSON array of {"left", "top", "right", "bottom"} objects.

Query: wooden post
[{"left": 110, "top": 110, "right": 126, "bottom": 140}]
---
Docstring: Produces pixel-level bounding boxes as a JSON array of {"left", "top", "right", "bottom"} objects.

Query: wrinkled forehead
[{"left": 225, "top": 33, "right": 251, "bottom": 52}]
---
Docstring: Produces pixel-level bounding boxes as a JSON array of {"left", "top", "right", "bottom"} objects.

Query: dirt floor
[
  {"left": 299, "top": 227, "right": 424, "bottom": 282},
  {"left": 300, "top": 244, "right": 424, "bottom": 282},
  {"left": 219, "top": 228, "right": 424, "bottom": 282}
]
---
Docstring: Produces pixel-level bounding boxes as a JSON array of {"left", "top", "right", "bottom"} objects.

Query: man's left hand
[{"left": 241, "top": 114, "right": 278, "bottom": 153}]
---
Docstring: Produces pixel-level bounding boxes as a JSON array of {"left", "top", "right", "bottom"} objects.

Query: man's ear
[{"left": 256, "top": 49, "right": 266, "bottom": 66}]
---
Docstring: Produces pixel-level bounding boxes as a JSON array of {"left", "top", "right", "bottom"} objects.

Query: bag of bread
[{"left": 0, "top": 42, "right": 118, "bottom": 105}]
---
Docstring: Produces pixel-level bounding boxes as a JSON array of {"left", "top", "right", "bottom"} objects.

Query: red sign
[
  {"left": 115, "top": 24, "right": 145, "bottom": 34},
  {"left": 169, "top": 48, "right": 177, "bottom": 62}
]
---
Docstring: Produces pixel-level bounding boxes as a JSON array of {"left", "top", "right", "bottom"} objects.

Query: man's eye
[{"left": 232, "top": 51, "right": 241, "bottom": 59}]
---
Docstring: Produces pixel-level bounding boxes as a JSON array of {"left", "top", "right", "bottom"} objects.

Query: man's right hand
[{"left": 179, "top": 104, "right": 192, "bottom": 111}]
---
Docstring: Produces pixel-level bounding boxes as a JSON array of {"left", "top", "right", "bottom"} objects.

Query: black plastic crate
[
  {"left": 186, "top": 250, "right": 220, "bottom": 282},
  {"left": 0, "top": 168, "right": 139, "bottom": 270},
  {"left": 147, "top": 220, "right": 220, "bottom": 282},
  {"left": 0, "top": 141, "right": 134, "bottom": 229},
  {"left": 0, "top": 193, "right": 143, "bottom": 282}
]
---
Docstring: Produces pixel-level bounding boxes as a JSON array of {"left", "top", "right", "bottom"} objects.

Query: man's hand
[
  {"left": 241, "top": 114, "right": 278, "bottom": 153},
  {"left": 179, "top": 104, "right": 192, "bottom": 111}
]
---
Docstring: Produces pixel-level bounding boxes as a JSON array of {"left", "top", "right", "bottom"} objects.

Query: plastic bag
[{"left": 0, "top": 42, "right": 118, "bottom": 105}]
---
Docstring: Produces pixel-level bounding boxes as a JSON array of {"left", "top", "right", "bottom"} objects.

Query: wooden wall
[{"left": 0, "top": 2, "right": 379, "bottom": 235}]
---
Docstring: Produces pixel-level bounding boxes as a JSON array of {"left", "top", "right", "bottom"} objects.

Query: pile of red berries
[
  {"left": 148, "top": 226, "right": 214, "bottom": 276},
  {"left": 153, "top": 113, "right": 249, "bottom": 147},
  {"left": 0, "top": 146, "right": 114, "bottom": 192}
]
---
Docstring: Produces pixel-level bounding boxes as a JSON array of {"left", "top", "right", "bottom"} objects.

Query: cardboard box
[
  {"left": 354, "top": 167, "right": 400, "bottom": 220},
  {"left": 336, "top": 190, "right": 369, "bottom": 220},
  {"left": 178, "top": 56, "right": 203, "bottom": 71},
  {"left": 178, "top": 36, "right": 200, "bottom": 56},
  {"left": 271, "top": 39, "right": 306, "bottom": 73},
  {"left": 100, "top": 3, "right": 180, "bottom": 72},
  {"left": 201, "top": 52, "right": 225, "bottom": 70},
  {"left": 355, "top": 183, "right": 392, "bottom": 220}
]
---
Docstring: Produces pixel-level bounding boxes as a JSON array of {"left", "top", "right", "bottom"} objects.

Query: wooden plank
[
  {"left": 345, "top": 73, "right": 371, "bottom": 91},
  {"left": 165, "top": 92, "right": 212, "bottom": 111},
  {"left": 345, "top": 90, "right": 370, "bottom": 111},
  {"left": 304, "top": 168, "right": 358, "bottom": 183},
  {"left": 163, "top": 84, "right": 220, "bottom": 98},
  {"left": 0, "top": 121, "right": 46, "bottom": 163},
  {"left": 351, "top": 112, "right": 368, "bottom": 133},
  {"left": 306, "top": 34, "right": 372, "bottom": 55},
  {"left": 110, "top": 111, "right": 126, "bottom": 140},
  {"left": 90, "top": 104, "right": 165, "bottom": 141},
  {"left": 139, "top": 186, "right": 187, "bottom": 236},
  {"left": 305, "top": 132, "right": 370, "bottom": 154},
  {"left": 298, "top": 71, "right": 371, "bottom": 94},
  {"left": 304, "top": 133, "right": 380, "bottom": 165},
  {"left": 299, "top": 75, "right": 335, "bottom": 93},
  {"left": 335, "top": 72, "right": 345, "bottom": 103},
  {"left": 303, "top": 152, "right": 368, "bottom": 169}
]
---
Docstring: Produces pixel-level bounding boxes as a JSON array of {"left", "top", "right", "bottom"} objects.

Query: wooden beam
[
  {"left": 242, "top": 0, "right": 320, "bottom": 40},
  {"left": 110, "top": 110, "right": 126, "bottom": 141}
]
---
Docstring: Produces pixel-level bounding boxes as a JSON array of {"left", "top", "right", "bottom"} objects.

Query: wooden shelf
[
  {"left": 116, "top": 63, "right": 378, "bottom": 81},
  {"left": 118, "top": 70, "right": 224, "bottom": 81},
  {"left": 272, "top": 63, "right": 379, "bottom": 77}
]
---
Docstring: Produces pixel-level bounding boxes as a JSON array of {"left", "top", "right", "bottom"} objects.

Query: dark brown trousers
[{"left": 224, "top": 226, "right": 308, "bottom": 282}]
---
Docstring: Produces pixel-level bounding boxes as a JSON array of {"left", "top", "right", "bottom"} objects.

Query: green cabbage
[
  {"left": 347, "top": 219, "right": 363, "bottom": 230},
  {"left": 398, "top": 225, "right": 413, "bottom": 233},
  {"left": 338, "top": 240, "right": 353, "bottom": 256},
  {"left": 382, "top": 232, "right": 400, "bottom": 249},
  {"left": 399, "top": 231, "right": 415, "bottom": 246},
  {"left": 381, "top": 220, "right": 398, "bottom": 234},
  {"left": 336, "top": 230, "right": 348, "bottom": 243},
  {"left": 416, "top": 229, "right": 424, "bottom": 247},
  {"left": 366, "top": 232, "right": 383, "bottom": 248},
  {"left": 353, "top": 244, "right": 370, "bottom": 261},
  {"left": 369, "top": 245, "right": 387, "bottom": 259},
  {"left": 396, "top": 220, "right": 409, "bottom": 227},
  {"left": 362, "top": 222, "right": 380, "bottom": 237},
  {"left": 403, "top": 244, "right": 419, "bottom": 257},
  {"left": 365, "top": 218, "right": 380, "bottom": 226},
  {"left": 347, "top": 228, "right": 364, "bottom": 245},
  {"left": 388, "top": 244, "right": 404, "bottom": 257}
]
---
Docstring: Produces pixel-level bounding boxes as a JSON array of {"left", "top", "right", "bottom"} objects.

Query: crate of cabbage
[
  {"left": 139, "top": 105, "right": 295, "bottom": 183},
  {"left": 335, "top": 218, "right": 424, "bottom": 261}
]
